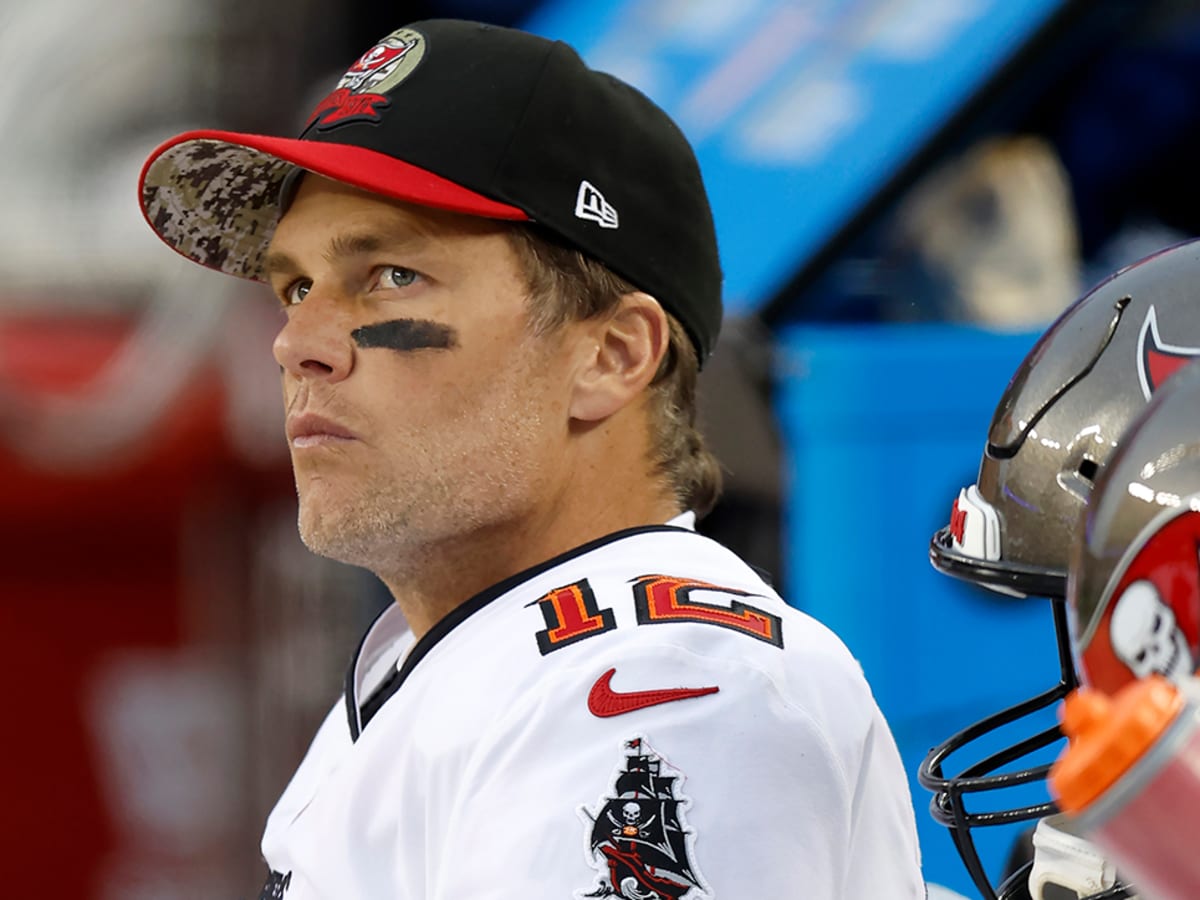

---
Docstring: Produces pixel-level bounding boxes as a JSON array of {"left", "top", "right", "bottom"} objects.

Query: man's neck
[{"left": 379, "top": 494, "right": 682, "bottom": 639}]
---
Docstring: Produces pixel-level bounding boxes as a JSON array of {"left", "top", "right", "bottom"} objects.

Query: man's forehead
[
  {"left": 264, "top": 179, "right": 517, "bottom": 275},
  {"left": 262, "top": 226, "right": 444, "bottom": 282},
  {"left": 282, "top": 172, "right": 505, "bottom": 239}
]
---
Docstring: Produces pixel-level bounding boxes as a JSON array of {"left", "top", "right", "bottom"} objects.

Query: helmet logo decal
[
  {"left": 1081, "top": 507, "right": 1200, "bottom": 692},
  {"left": 1137, "top": 305, "right": 1200, "bottom": 400},
  {"left": 308, "top": 28, "right": 427, "bottom": 130},
  {"left": 1109, "top": 580, "right": 1193, "bottom": 679}
]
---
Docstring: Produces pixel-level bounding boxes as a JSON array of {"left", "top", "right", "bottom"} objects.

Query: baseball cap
[{"left": 139, "top": 18, "right": 723, "bottom": 362}]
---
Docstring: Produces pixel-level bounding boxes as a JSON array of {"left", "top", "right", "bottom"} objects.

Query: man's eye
[
  {"left": 376, "top": 266, "right": 418, "bottom": 290},
  {"left": 285, "top": 281, "right": 310, "bottom": 306}
]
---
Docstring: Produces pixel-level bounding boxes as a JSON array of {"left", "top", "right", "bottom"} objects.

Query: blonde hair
[{"left": 506, "top": 225, "right": 722, "bottom": 519}]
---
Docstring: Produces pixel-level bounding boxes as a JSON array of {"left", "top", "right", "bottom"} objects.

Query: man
[
  {"left": 138, "top": 19, "right": 924, "bottom": 899},
  {"left": 917, "top": 239, "right": 1200, "bottom": 898}
]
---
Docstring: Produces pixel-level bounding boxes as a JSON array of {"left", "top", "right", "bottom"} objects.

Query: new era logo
[{"left": 575, "top": 180, "right": 619, "bottom": 229}]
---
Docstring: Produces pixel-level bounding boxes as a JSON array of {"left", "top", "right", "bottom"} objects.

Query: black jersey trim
[
  {"left": 346, "top": 524, "right": 694, "bottom": 739},
  {"left": 344, "top": 601, "right": 394, "bottom": 741}
]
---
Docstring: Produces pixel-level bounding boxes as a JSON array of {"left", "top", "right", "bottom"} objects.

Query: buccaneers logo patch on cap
[
  {"left": 309, "top": 27, "right": 427, "bottom": 130},
  {"left": 578, "top": 737, "right": 710, "bottom": 899}
]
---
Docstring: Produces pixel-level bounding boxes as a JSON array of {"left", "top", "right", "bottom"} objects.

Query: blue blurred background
[{"left": 4, "top": 0, "right": 1200, "bottom": 896}]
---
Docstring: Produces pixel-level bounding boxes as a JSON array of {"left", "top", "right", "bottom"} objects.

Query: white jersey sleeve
[
  {"left": 425, "top": 645, "right": 922, "bottom": 897},
  {"left": 257, "top": 522, "right": 925, "bottom": 899}
]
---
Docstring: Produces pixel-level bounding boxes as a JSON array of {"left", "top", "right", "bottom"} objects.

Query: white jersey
[{"left": 258, "top": 516, "right": 924, "bottom": 899}]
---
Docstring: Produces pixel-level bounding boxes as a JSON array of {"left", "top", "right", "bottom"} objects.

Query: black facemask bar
[
  {"left": 920, "top": 597, "right": 1138, "bottom": 899},
  {"left": 919, "top": 597, "right": 1078, "bottom": 900}
]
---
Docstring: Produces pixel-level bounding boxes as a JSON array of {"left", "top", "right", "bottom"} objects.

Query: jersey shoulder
[
  {"left": 526, "top": 526, "right": 846, "bottom": 645},
  {"left": 509, "top": 526, "right": 872, "bottom": 715}
]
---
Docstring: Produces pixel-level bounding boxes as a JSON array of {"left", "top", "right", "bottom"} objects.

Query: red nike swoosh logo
[{"left": 587, "top": 668, "right": 719, "bottom": 718}]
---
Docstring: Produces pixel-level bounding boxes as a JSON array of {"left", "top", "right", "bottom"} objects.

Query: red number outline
[
  {"left": 631, "top": 575, "right": 784, "bottom": 647},
  {"left": 534, "top": 580, "right": 617, "bottom": 655}
]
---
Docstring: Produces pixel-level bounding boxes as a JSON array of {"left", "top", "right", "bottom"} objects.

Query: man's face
[{"left": 265, "top": 175, "right": 574, "bottom": 572}]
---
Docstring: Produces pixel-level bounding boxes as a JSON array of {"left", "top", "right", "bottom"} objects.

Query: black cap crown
[{"left": 140, "top": 19, "right": 723, "bottom": 361}]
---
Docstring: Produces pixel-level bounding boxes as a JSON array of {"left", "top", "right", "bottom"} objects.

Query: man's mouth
[{"left": 286, "top": 413, "right": 359, "bottom": 448}]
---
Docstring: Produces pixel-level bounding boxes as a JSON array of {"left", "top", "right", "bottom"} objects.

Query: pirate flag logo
[
  {"left": 577, "top": 737, "right": 711, "bottom": 900},
  {"left": 1137, "top": 304, "right": 1200, "bottom": 400}
]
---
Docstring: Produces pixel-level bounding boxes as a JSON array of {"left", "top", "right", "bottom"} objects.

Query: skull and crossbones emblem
[
  {"left": 1109, "top": 579, "right": 1194, "bottom": 679},
  {"left": 609, "top": 801, "right": 656, "bottom": 839}
]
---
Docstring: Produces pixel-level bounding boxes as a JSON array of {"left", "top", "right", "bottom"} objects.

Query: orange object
[
  {"left": 1049, "top": 676, "right": 1200, "bottom": 900},
  {"left": 1051, "top": 676, "right": 1184, "bottom": 814}
]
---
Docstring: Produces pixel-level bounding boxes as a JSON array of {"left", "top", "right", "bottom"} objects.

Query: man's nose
[{"left": 272, "top": 291, "right": 354, "bottom": 382}]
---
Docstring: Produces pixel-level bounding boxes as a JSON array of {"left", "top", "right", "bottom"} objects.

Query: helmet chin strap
[{"left": 1027, "top": 815, "right": 1136, "bottom": 900}]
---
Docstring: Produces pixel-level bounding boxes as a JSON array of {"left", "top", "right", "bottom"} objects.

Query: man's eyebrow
[
  {"left": 263, "top": 229, "right": 433, "bottom": 280},
  {"left": 262, "top": 249, "right": 300, "bottom": 279},
  {"left": 325, "top": 227, "right": 433, "bottom": 262},
  {"left": 325, "top": 232, "right": 384, "bottom": 264}
]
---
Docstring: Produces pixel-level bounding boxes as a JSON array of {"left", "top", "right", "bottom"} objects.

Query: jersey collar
[{"left": 344, "top": 516, "right": 697, "bottom": 740}]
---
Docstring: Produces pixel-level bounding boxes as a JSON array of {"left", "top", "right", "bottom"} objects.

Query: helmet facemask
[{"left": 921, "top": 239, "right": 1200, "bottom": 899}]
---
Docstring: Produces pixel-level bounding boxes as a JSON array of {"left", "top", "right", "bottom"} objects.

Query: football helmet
[
  {"left": 1069, "top": 359, "right": 1200, "bottom": 696},
  {"left": 920, "top": 238, "right": 1200, "bottom": 899}
]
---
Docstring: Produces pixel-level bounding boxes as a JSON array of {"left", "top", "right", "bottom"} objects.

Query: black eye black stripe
[{"left": 352, "top": 319, "right": 458, "bottom": 351}]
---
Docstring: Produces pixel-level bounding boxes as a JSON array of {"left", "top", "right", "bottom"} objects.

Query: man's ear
[{"left": 569, "top": 292, "right": 669, "bottom": 423}]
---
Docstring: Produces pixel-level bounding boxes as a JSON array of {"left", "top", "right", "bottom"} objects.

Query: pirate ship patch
[
  {"left": 258, "top": 869, "right": 291, "bottom": 899},
  {"left": 578, "top": 737, "right": 711, "bottom": 899}
]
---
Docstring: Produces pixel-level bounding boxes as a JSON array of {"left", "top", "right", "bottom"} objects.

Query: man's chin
[
  {"left": 297, "top": 526, "right": 373, "bottom": 569},
  {"left": 296, "top": 503, "right": 408, "bottom": 569},
  {"left": 298, "top": 509, "right": 365, "bottom": 563}
]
